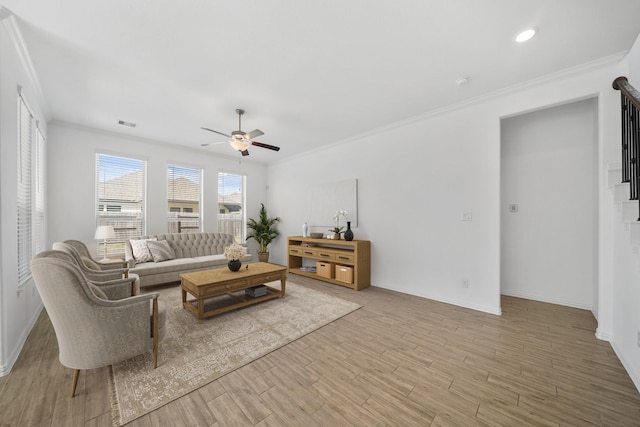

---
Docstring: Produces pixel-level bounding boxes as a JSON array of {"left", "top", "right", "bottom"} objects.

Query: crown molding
[{"left": 0, "top": 7, "right": 51, "bottom": 120}]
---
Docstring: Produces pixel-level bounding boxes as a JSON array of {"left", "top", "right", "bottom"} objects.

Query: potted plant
[
  {"left": 246, "top": 203, "right": 280, "bottom": 262},
  {"left": 329, "top": 209, "right": 348, "bottom": 240}
]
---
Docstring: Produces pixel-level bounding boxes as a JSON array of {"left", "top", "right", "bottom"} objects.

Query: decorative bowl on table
[{"left": 310, "top": 232, "right": 324, "bottom": 239}]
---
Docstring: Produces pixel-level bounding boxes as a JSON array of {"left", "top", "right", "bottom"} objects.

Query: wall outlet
[{"left": 462, "top": 279, "right": 469, "bottom": 288}]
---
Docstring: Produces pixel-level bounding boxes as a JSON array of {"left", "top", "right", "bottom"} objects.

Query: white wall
[
  {"left": 46, "top": 122, "right": 269, "bottom": 255},
  {"left": 269, "top": 105, "right": 502, "bottom": 314},
  {"left": 501, "top": 98, "right": 598, "bottom": 309},
  {"left": 0, "top": 12, "right": 48, "bottom": 375}
]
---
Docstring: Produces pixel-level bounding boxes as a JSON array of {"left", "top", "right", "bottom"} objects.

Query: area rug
[{"left": 109, "top": 282, "right": 361, "bottom": 425}]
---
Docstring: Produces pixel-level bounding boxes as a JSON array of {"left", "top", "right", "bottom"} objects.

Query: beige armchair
[
  {"left": 60, "top": 239, "right": 126, "bottom": 271},
  {"left": 30, "top": 252, "right": 166, "bottom": 397},
  {"left": 36, "top": 250, "right": 136, "bottom": 300},
  {"left": 53, "top": 241, "right": 140, "bottom": 297}
]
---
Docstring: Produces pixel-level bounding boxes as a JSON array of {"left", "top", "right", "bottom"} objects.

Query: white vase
[{"left": 302, "top": 222, "right": 308, "bottom": 237}]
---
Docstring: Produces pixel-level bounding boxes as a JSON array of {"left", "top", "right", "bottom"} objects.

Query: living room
[{"left": 2, "top": 1, "right": 640, "bottom": 424}]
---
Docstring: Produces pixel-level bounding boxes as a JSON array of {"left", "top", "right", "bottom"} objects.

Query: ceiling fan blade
[
  {"left": 200, "top": 140, "right": 228, "bottom": 147},
  {"left": 200, "top": 127, "right": 231, "bottom": 138},
  {"left": 244, "top": 129, "right": 264, "bottom": 140},
  {"left": 251, "top": 141, "right": 280, "bottom": 151},
  {"left": 241, "top": 149, "right": 250, "bottom": 156}
]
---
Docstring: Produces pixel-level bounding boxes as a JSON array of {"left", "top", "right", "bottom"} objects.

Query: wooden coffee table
[{"left": 180, "top": 262, "right": 287, "bottom": 321}]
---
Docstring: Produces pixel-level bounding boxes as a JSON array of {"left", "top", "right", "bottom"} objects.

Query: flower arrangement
[
  {"left": 329, "top": 209, "right": 348, "bottom": 234},
  {"left": 224, "top": 243, "right": 245, "bottom": 261}
]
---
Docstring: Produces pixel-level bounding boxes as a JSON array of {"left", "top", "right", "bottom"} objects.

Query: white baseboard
[
  {"left": 610, "top": 340, "right": 640, "bottom": 394},
  {"left": 500, "top": 289, "right": 592, "bottom": 311},
  {"left": 379, "top": 284, "right": 502, "bottom": 316},
  {"left": 0, "top": 304, "right": 43, "bottom": 377}
]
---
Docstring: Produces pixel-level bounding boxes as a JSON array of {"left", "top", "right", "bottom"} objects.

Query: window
[
  {"left": 17, "top": 94, "right": 33, "bottom": 285},
  {"left": 218, "top": 172, "right": 245, "bottom": 243},
  {"left": 167, "top": 164, "right": 201, "bottom": 233},
  {"left": 96, "top": 154, "right": 146, "bottom": 257}
]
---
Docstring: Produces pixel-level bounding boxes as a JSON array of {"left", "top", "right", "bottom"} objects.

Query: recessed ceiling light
[
  {"left": 118, "top": 120, "right": 136, "bottom": 128},
  {"left": 515, "top": 29, "right": 536, "bottom": 43}
]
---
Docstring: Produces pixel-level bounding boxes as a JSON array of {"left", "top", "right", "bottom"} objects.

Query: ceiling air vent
[{"left": 118, "top": 120, "right": 136, "bottom": 128}]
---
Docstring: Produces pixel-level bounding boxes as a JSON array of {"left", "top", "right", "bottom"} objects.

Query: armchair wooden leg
[
  {"left": 71, "top": 369, "right": 80, "bottom": 398},
  {"left": 152, "top": 298, "right": 158, "bottom": 369}
]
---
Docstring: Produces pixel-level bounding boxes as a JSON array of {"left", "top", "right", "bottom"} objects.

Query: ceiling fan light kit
[{"left": 200, "top": 108, "right": 280, "bottom": 156}]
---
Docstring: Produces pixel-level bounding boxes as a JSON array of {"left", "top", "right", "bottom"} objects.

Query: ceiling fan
[{"left": 200, "top": 109, "right": 280, "bottom": 156}]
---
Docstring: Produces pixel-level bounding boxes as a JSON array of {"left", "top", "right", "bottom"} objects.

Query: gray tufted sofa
[{"left": 126, "top": 233, "right": 252, "bottom": 288}]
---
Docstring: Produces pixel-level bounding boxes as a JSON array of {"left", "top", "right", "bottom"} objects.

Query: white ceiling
[{"left": 3, "top": 0, "right": 640, "bottom": 163}]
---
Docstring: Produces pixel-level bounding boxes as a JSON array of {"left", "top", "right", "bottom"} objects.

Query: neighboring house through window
[
  {"left": 95, "top": 153, "right": 146, "bottom": 257},
  {"left": 167, "top": 164, "right": 202, "bottom": 233}
]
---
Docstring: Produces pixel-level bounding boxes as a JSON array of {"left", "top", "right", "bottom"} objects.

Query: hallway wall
[{"left": 501, "top": 98, "right": 598, "bottom": 309}]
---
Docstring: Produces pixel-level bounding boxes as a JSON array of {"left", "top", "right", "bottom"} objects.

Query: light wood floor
[{"left": 2, "top": 276, "right": 640, "bottom": 426}]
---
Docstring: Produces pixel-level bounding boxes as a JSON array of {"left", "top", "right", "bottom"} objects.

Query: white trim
[
  {"left": 0, "top": 10, "right": 51, "bottom": 120},
  {"left": 500, "top": 289, "right": 593, "bottom": 311},
  {"left": 610, "top": 340, "right": 640, "bottom": 393},
  {"left": 0, "top": 304, "right": 42, "bottom": 376},
  {"left": 382, "top": 284, "right": 502, "bottom": 316}
]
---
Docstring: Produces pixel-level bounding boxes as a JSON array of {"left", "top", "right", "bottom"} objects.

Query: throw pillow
[
  {"left": 130, "top": 238, "right": 156, "bottom": 263},
  {"left": 147, "top": 240, "right": 176, "bottom": 262}
]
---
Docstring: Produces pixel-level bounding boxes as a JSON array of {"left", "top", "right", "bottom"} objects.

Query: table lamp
[{"left": 94, "top": 225, "right": 115, "bottom": 261}]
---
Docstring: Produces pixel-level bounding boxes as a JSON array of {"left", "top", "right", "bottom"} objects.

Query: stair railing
[{"left": 613, "top": 76, "right": 640, "bottom": 220}]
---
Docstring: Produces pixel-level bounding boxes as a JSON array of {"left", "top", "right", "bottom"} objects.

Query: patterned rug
[{"left": 109, "top": 282, "right": 361, "bottom": 425}]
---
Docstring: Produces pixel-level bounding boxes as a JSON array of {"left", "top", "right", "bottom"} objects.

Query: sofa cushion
[
  {"left": 130, "top": 238, "right": 156, "bottom": 263},
  {"left": 147, "top": 240, "right": 176, "bottom": 262},
  {"left": 131, "top": 257, "right": 199, "bottom": 276},
  {"left": 152, "top": 233, "right": 235, "bottom": 258}
]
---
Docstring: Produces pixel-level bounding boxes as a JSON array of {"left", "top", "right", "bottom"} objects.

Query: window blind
[
  {"left": 167, "top": 164, "right": 201, "bottom": 233},
  {"left": 17, "top": 95, "right": 33, "bottom": 285},
  {"left": 96, "top": 154, "right": 146, "bottom": 257},
  {"left": 217, "top": 172, "right": 245, "bottom": 243}
]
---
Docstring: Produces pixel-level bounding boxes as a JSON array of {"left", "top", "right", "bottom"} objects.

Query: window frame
[
  {"left": 217, "top": 170, "right": 246, "bottom": 243},
  {"left": 167, "top": 163, "right": 202, "bottom": 234},
  {"left": 95, "top": 153, "right": 147, "bottom": 257}
]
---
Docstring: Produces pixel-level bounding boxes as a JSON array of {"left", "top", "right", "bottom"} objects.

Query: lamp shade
[
  {"left": 94, "top": 225, "right": 115, "bottom": 240},
  {"left": 230, "top": 138, "right": 249, "bottom": 151}
]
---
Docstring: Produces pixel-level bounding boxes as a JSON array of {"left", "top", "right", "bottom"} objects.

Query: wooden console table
[
  {"left": 287, "top": 236, "right": 370, "bottom": 290},
  {"left": 180, "top": 262, "right": 287, "bottom": 321}
]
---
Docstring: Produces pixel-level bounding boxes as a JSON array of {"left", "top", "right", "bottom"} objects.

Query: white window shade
[{"left": 17, "top": 95, "right": 33, "bottom": 286}]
